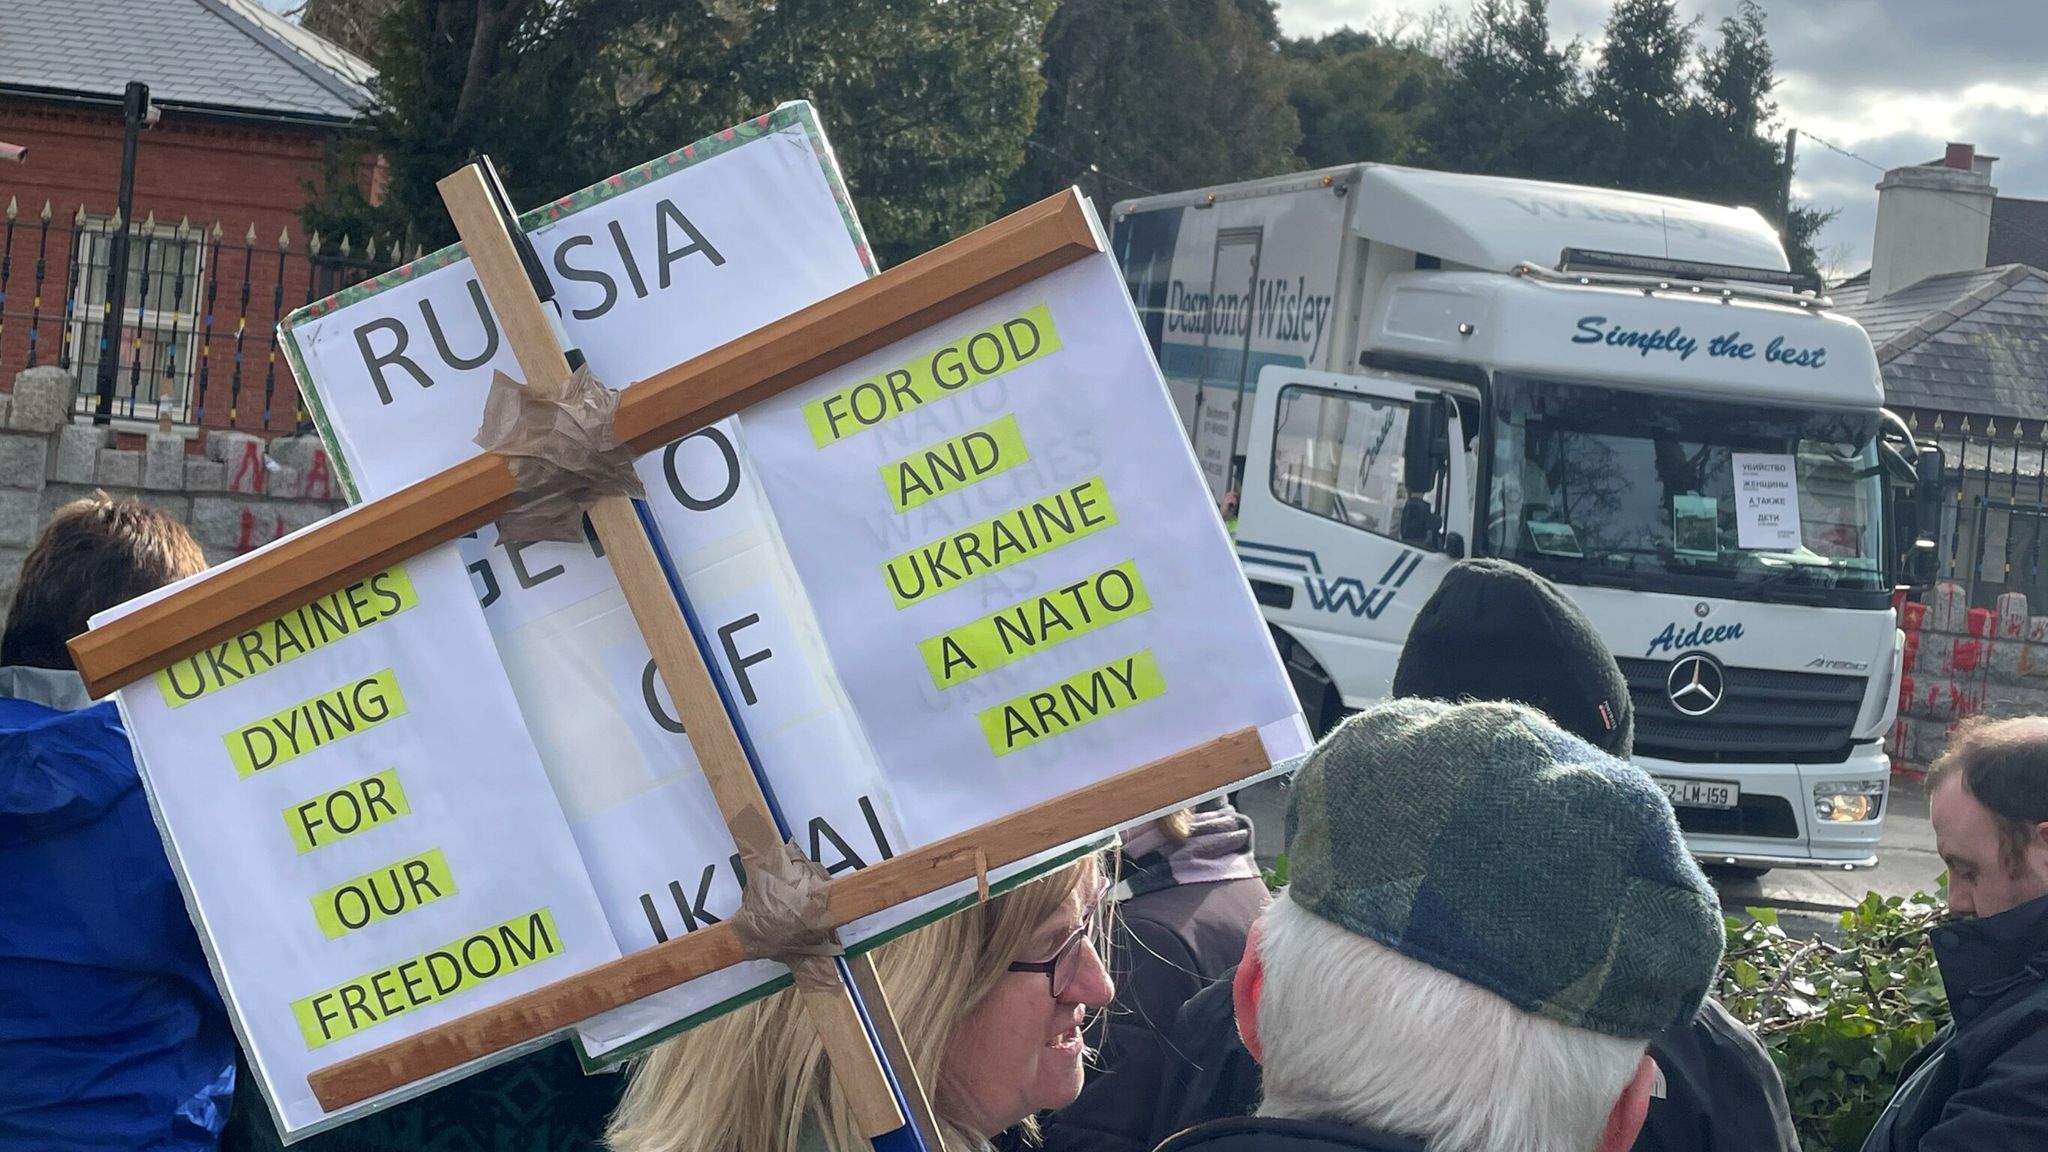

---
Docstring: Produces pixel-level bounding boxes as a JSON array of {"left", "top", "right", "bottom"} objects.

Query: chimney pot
[{"left": 1946, "top": 142, "right": 1976, "bottom": 170}]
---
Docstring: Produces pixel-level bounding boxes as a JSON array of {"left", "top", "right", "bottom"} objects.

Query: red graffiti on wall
[
  {"left": 302, "top": 450, "right": 335, "bottom": 501},
  {"left": 235, "top": 510, "right": 287, "bottom": 554},
  {"left": 228, "top": 440, "right": 265, "bottom": 495}
]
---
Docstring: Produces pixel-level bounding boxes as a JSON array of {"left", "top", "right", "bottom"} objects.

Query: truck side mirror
[
  {"left": 1905, "top": 540, "right": 1938, "bottom": 587},
  {"left": 1400, "top": 495, "right": 1438, "bottom": 546},
  {"left": 1914, "top": 442, "right": 1946, "bottom": 546},
  {"left": 1890, "top": 441, "right": 1944, "bottom": 591},
  {"left": 1403, "top": 398, "right": 1447, "bottom": 494}
]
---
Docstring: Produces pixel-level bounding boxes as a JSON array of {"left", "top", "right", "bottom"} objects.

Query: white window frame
[{"left": 69, "top": 216, "right": 209, "bottom": 423}]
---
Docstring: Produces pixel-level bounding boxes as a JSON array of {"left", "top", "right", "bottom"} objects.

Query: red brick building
[{"left": 0, "top": 0, "right": 375, "bottom": 436}]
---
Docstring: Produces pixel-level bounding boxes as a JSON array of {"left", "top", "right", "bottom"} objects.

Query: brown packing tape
[
  {"left": 732, "top": 840, "right": 844, "bottom": 967},
  {"left": 474, "top": 365, "right": 646, "bottom": 544},
  {"left": 789, "top": 956, "right": 846, "bottom": 997}
]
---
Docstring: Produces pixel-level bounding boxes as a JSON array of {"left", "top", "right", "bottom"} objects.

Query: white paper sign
[
  {"left": 1732, "top": 452, "right": 1802, "bottom": 550},
  {"left": 739, "top": 252, "right": 1309, "bottom": 843},
  {"left": 97, "top": 539, "right": 620, "bottom": 1139},
  {"left": 280, "top": 110, "right": 918, "bottom": 1060},
  {"left": 287, "top": 115, "right": 872, "bottom": 500}
]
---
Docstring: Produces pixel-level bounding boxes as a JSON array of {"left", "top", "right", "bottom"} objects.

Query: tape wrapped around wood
[
  {"left": 473, "top": 366, "right": 645, "bottom": 544},
  {"left": 730, "top": 839, "right": 843, "bottom": 971}
]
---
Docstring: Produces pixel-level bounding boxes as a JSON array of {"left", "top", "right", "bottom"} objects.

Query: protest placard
[
  {"left": 98, "top": 540, "right": 621, "bottom": 1138},
  {"left": 1733, "top": 452, "right": 1803, "bottom": 550},
  {"left": 78, "top": 114, "right": 1308, "bottom": 1138},
  {"left": 287, "top": 107, "right": 873, "bottom": 501},
  {"left": 276, "top": 105, "right": 1080, "bottom": 1063},
  {"left": 283, "top": 187, "right": 1309, "bottom": 1111}
]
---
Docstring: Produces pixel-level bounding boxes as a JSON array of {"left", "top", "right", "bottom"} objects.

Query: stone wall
[
  {"left": 1891, "top": 580, "right": 2048, "bottom": 774},
  {"left": 0, "top": 366, "right": 346, "bottom": 610}
]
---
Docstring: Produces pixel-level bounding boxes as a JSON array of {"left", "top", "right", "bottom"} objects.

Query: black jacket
[
  {"left": 1155, "top": 971, "right": 1260, "bottom": 1139},
  {"left": 1154, "top": 970, "right": 1796, "bottom": 1152},
  {"left": 1034, "top": 874, "right": 1268, "bottom": 1152},
  {"left": 1634, "top": 999, "right": 1798, "bottom": 1152},
  {"left": 1860, "top": 893, "right": 2048, "bottom": 1152},
  {"left": 1156, "top": 1116, "right": 1423, "bottom": 1152}
]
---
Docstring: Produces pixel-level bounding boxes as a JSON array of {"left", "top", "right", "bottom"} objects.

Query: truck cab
[{"left": 1115, "top": 165, "right": 1935, "bottom": 873}]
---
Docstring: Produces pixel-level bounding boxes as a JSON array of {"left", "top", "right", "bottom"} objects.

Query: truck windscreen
[{"left": 1487, "top": 374, "right": 1887, "bottom": 609}]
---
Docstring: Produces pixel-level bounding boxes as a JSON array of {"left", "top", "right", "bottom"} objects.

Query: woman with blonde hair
[{"left": 607, "top": 855, "right": 1113, "bottom": 1152}]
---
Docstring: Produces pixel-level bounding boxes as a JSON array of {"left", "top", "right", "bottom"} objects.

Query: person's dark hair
[
  {"left": 2, "top": 492, "right": 206, "bottom": 671},
  {"left": 1930, "top": 715, "right": 2048, "bottom": 874}
]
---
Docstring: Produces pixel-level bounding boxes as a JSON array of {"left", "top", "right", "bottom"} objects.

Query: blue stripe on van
[{"left": 1158, "top": 344, "right": 1306, "bottom": 389}]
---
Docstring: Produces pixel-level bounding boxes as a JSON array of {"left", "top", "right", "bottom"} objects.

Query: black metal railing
[
  {"left": 1900, "top": 412, "right": 2048, "bottom": 614},
  {"left": 0, "top": 198, "right": 411, "bottom": 431}
]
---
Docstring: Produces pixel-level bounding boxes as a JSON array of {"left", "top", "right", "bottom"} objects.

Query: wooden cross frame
[
  {"left": 436, "top": 162, "right": 915, "bottom": 1142},
  {"left": 70, "top": 181, "right": 1272, "bottom": 1130}
]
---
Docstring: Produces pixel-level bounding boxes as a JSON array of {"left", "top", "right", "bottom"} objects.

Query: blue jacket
[{"left": 0, "top": 667, "right": 235, "bottom": 1149}]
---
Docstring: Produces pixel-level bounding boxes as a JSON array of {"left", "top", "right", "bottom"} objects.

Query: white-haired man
[{"left": 1157, "top": 697, "right": 1726, "bottom": 1152}]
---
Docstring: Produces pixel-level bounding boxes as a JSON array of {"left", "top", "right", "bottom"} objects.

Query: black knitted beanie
[{"left": 1391, "top": 558, "right": 1634, "bottom": 758}]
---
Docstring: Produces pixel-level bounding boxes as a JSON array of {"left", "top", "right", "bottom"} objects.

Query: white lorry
[{"left": 1112, "top": 164, "right": 1940, "bottom": 874}]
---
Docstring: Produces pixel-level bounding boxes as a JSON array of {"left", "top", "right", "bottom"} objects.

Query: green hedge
[{"left": 1718, "top": 894, "right": 1950, "bottom": 1152}]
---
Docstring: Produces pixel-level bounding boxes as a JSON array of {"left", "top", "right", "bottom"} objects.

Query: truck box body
[
  {"left": 1116, "top": 171, "right": 1353, "bottom": 498},
  {"left": 1113, "top": 165, "right": 1902, "bottom": 872}
]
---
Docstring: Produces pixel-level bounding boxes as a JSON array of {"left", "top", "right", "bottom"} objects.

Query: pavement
[{"left": 1234, "top": 772, "right": 1946, "bottom": 927}]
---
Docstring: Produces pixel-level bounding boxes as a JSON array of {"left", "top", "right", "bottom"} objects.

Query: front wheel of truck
[{"left": 1270, "top": 625, "right": 1348, "bottom": 738}]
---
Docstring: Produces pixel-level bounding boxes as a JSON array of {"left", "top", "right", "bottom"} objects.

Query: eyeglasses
[{"left": 1007, "top": 881, "right": 1108, "bottom": 999}]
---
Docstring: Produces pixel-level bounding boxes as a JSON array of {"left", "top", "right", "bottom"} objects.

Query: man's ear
[
  {"left": 1233, "top": 919, "right": 1265, "bottom": 1065},
  {"left": 1597, "top": 1054, "right": 1658, "bottom": 1152}
]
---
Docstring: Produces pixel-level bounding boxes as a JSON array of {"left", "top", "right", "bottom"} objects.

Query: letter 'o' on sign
[
  {"left": 286, "top": 768, "right": 412, "bottom": 853},
  {"left": 311, "top": 849, "right": 457, "bottom": 939}
]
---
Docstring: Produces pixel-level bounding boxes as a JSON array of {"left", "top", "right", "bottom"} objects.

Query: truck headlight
[{"left": 1814, "top": 779, "right": 1886, "bottom": 823}]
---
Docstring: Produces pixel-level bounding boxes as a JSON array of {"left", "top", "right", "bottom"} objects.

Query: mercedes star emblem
[
  {"left": 1666, "top": 652, "right": 1726, "bottom": 718},
  {"left": 1694, "top": 602, "right": 1711, "bottom": 619}
]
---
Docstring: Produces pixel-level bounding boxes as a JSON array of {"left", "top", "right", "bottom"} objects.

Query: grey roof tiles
[
  {"left": 0, "top": 0, "right": 372, "bottom": 121},
  {"left": 1840, "top": 264, "right": 2048, "bottom": 422}
]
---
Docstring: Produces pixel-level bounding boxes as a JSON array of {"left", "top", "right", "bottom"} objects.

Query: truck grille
[
  {"left": 1671, "top": 795, "right": 1801, "bottom": 840},
  {"left": 1616, "top": 658, "right": 1866, "bottom": 764}
]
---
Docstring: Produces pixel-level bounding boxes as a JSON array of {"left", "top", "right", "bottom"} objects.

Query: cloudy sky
[
  {"left": 1276, "top": 0, "right": 2048, "bottom": 279},
  {"left": 264, "top": 0, "right": 2041, "bottom": 278}
]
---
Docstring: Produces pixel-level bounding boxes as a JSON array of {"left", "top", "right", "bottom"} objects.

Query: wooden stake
[
  {"left": 306, "top": 726, "right": 1268, "bottom": 1111},
  {"left": 68, "top": 189, "right": 1100, "bottom": 699},
  {"left": 429, "top": 165, "right": 904, "bottom": 1138}
]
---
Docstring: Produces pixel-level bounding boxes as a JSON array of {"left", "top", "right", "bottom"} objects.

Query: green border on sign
[{"left": 277, "top": 100, "right": 878, "bottom": 503}]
